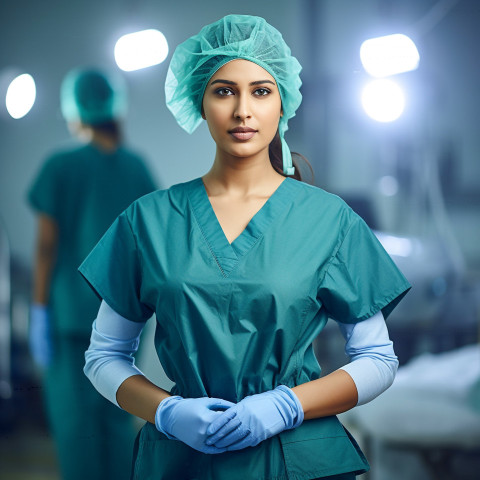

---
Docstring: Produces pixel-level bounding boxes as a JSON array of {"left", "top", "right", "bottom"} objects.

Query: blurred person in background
[{"left": 27, "top": 68, "right": 157, "bottom": 480}]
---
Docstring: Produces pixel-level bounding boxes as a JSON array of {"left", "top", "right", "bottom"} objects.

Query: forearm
[
  {"left": 33, "top": 254, "right": 54, "bottom": 304},
  {"left": 292, "top": 311, "right": 397, "bottom": 420},
  {"left": 84, "top": 301, "right": 172, "bottom": 424},
  {"left": 116, "top": 375, "right": 171, "bottom": 424},
  {"left": 33, "top": 215, "right": 58, "bottom": 304},
  {"left": 292, "top": 369, "right": 358, "bottom": 420},
  {"left": 337, "top": 311, "right": 398, "bottom": 405}
]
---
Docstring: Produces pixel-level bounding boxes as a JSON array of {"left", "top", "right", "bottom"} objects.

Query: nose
[{"left": 233, "top": 94, "right": 252, "bottom": 120}]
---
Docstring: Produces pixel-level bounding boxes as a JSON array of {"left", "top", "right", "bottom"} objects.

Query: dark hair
[
  {"left": 90, "top": 120, "right": 122, "bottom": 143},
  {"left": 268, "top": 132, "right": 314, "bottom": 184}
]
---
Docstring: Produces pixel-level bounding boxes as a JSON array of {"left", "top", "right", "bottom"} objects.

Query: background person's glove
[
  {"left": 155, "top": 395, "right": 235, "bottom": 454},
  {"left": 205, "top": 385, "right": 304, "bottom": 451},
  {"left": 29, "top": 303, "right": 53, "bottom": 368}
]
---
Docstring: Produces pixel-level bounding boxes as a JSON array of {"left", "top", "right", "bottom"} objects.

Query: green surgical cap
[
  {"left": 60, "top": 68, "right": 127, "bottom": 125},
  {"left": 165, "top": 14, "right": 302, "bottom": 175}
]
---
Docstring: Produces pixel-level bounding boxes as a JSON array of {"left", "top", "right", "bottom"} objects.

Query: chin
[{"left": 225, "top": 143, "right": 268, "bottom": 159}]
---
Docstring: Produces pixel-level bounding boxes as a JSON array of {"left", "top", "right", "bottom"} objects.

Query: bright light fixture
[
  {"left": 360, "top": 34, "right": 420, "bottom": 78},
  {"left": 378, "top": 175, "right": 399, "bottom": 196},
  {"left": 5, "top": 73, "right": 36, "bottom": 119},
  {"left": 361, "top": 79, "right": 405, "bottom": 123},
  {"left": 115, "top": 29, "right": 168, "bottom": 72},
  {"left": 374, "top": 231, "right": 414, "bottom": 257}
]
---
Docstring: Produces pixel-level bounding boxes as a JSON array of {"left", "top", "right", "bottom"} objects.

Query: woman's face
[{"left": 202, "top": 59, "right": 282, "bottom": 161}]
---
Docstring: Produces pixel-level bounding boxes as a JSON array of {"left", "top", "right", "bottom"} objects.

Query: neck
[
  {"left": 92, "top": 130, "right": 119, "bottom": 151},
  {"left": 203, "top": 149, "right": 285, "bottom": 197}
]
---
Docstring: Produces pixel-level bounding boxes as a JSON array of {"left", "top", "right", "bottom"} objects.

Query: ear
[
  {"left": 280, "top": 108, "right": 283, "bottom": 118},
  {"left": 201, "top": 107, "right": 206, "bottom": 120}
]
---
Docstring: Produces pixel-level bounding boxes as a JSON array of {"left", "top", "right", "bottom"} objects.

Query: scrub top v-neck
[
  {"left": 79, "top": 176, "right": 410, "bottom": 480},
  {"left": 187, "top": 176, "right": 294, "bottom": 276}
]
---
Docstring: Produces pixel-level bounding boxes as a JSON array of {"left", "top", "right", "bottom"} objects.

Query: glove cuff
[
  {"left": 154, "top": 395, "right": 183, "bottom": 439},
  {"left": 275, "top": 385, "right": 304, "bottom": 429}
]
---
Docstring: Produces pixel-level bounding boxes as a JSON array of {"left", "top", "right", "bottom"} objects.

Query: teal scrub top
[
  {"left": 28, "top": 143, "right": 156, "bottom": 335},
  {"left": 79, "top": 177, "right": 411, "bottom": 479}
]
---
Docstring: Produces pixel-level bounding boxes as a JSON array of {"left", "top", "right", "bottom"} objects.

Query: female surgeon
[
  {"left": 80, "top": 15, "right": 411, "bottom": 480},
  {"left": 28, "top": 68, "right": 156, "bottom": 480}
]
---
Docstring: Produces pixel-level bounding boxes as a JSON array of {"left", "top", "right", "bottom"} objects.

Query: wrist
[
  {"left": 31, "top": 303, "right": 48, "bottom": 314},
  {"left": 154, "top": 395, "right": 182, "bottom": 438},
  {"left": 30, "top": 304, "right": 51, "bottom": 329},
  {"left": 275, "top": 385, "right": 304, "bottom": 428}
]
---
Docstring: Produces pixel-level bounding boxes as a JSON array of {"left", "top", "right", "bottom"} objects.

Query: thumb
[{"left": 208, "top": 398, "right": 235, "bottom": 411}]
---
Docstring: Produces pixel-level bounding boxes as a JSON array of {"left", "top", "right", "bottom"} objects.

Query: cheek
[
  {"left": 204, "top": 109, "right": 229, "bottom": 143},
  {"left": 261, "top": 96, "right": 282, "bottom": 120},
  {"left": 206, "top": 114, "right": 224, "bottom": 137},
  {"left": 261, "top": 104, "right": 282, "bottom": 135},
  {"left": 204, "top": 103, "right": 228, "bottom": 129}
]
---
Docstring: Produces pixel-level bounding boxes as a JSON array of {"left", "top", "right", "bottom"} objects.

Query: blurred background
[{"left": 0, "top": 0, "right": 479, "bottom": 479}]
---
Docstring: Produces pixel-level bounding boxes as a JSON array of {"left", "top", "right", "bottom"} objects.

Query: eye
[
  {"left": 215, "top": 87, "right": 234, "bottom": 96},
  {"left": 254, "top": 88, "right": 271, "bottom": 97}
]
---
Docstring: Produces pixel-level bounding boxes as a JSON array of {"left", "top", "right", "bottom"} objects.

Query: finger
[
  {"left": 201, "top": 444, "right": 228, "bottom": 455},
  {"left": 206, "top": 416, "right": 242, "bottom": 445},
  {"left": 213, "top": 425, "right": 250, "bottom": 449},
  {"left": 225, "top": 434, "right": 256, "bottom": 451},
  {"left": 206, "top": 408, "right": 237, "bottom": 436}
]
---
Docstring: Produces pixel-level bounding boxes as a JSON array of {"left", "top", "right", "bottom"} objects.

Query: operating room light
[
  {"left": 360, "top": 34, "right": 420, "bottom": 78},
  {"left": 374, "top": 232, "right": 414, "bottom": 258},
  {"left": 114, "top": 29, "right": 169, "bottom": 71},
  {"left": 379, "top": 175, "right": 399, "bottom": 196},
  {"left": 361, "top": 79, "right": 405, "bottom": 123},
  {"left": 5, "top": 73, "right": 36, "bottom": 119}
]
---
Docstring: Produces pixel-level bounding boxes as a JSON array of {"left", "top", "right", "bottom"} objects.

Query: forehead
[{"left": 209, "top": 59, "right": 276, "bottom": 84}]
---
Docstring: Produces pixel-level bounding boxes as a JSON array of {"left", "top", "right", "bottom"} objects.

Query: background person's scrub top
[
  {"left": 79, "top": 176, "right": 411, "bottom": 480},
  {"left": 29, "top": 143, "right": 156, "bottom": 335},
  {"left": 28, "top": 143, "right": 156, "bottom": 480}
]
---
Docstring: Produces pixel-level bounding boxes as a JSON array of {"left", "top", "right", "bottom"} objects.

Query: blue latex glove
[
  {"left": 29, "top": 303, "right": 53, "bottom": 368},
  {"left": 205, "top": 385, "right": 304, "bottom": 450},
  {"left": 155, "top": 395, "right": 235, "bottom": 454}
]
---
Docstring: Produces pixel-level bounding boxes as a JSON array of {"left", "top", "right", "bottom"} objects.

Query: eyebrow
[{"left": 210, "top": 79, "right": 276, "bottom": 86}]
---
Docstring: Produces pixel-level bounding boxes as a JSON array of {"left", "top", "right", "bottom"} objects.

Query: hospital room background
[{"left": 0, "top": 0, "right": 479, "bottom": 479}]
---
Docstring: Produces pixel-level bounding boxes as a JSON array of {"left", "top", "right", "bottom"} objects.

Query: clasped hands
[{"left": 155, "top": 386, "right": 304, "bottom": 454}]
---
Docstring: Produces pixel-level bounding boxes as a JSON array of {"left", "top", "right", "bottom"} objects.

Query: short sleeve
[
  {"left": 78, "top": 211, "right": 154, "bottom": 323},
  {"left": 28, "top": 155, "right": 62, "bottom": 218},
  {"left": 318, "top": 215, "right": 411, "bottom": 323}
]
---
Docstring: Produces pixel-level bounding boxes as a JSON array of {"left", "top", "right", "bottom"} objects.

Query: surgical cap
[
  {"left": 60, "top": 68, "right": 127, "bottom": 125},
  {"left": 165, "top": 14, "right": 302, "bottom": 175}
]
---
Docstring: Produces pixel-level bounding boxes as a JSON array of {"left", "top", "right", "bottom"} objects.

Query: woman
[
  {"left": 80, "top": 15, "right": 410, "bottom": 480},
  {"left": 28, "top": 68, "right": 156, "bottom": 480}
]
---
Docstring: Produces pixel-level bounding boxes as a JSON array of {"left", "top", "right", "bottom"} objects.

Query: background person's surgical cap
[
  {"left": 165, "top": 14, "right": 302, "bottom": 175},
  {"left": 60, "top": 68, "right": 127, "bottom": 125}
]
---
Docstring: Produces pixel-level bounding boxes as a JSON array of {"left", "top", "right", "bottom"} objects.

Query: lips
[{"left": 229, "top": 126, "right": 257, "bottom": 141}]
